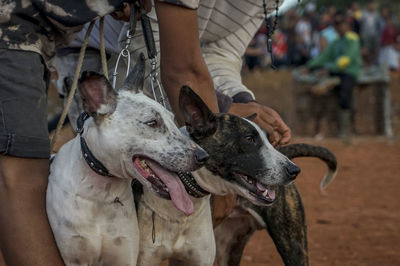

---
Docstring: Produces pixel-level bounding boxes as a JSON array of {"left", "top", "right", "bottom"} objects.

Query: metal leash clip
[
  {"left": 149, "top": 54, "right": 166, "bottom": 108},
  {"left": 112, "top": 1, "right": 140, "bottom": 88},
  {"left": 112, "top": 29, "right": 133, "bottom": 88},
  {"left": 112, "top": 1, "right": 167, "bottom": 108},
  {"left": 141, "top": 13, "right": 167, "bottom": 107}
]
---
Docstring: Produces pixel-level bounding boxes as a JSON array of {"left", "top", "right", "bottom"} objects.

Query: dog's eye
[
  {"left": 145, "top": 119, "right": 159, "bottom": 127},
  {"left": 244, "top": 135, "right": 255, "bottom": 143}
]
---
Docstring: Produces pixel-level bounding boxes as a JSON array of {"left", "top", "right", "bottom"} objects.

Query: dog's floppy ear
[
  {"left": 78, "top": 71, "right": 118, "bottom": 118},
  {"left": 119, "top": 53, "right": 145, "bottom": 93},
  {"left": 179, "top": 85, "right": 217, "bottom": 139}
]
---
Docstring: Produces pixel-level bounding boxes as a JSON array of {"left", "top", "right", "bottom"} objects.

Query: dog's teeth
[
  {"left": 165, "top": 187, "right": 169, "bottom": 192},
  {"left": 140, "top": 160, "right": 147, "bottom": 168},
  {"left": 262, "top": 189, "right": 268, "bottom": 197}
]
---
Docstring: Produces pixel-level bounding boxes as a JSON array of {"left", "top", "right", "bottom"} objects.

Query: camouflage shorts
[{"left": 0, "top": 49, "right": 50, "bottom": 158}]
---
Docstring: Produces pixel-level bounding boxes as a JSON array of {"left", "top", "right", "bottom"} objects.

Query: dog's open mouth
[
  {"left": 133, "top": 157, "right": 194, "bottom": 216},
  {"left": 233, "top": 172, "right": 276, "bottom": 204}
]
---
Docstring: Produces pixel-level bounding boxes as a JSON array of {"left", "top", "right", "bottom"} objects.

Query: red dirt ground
[
  {"left": 239, "top": 71, "right": 400, "bottom": 266},
  {"left": 240, "top": 137, "right": 400, "bottom": 266}
]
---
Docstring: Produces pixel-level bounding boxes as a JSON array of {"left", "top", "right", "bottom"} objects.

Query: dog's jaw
[
  {"left": 132, "top": 157, "right": 194, "bottom": 216},
  {"left": 193, "top": 167, "right": 276, "bottom": 206},
  {"left": 189, "top": 114, "right": 299, "bottom": 206}
]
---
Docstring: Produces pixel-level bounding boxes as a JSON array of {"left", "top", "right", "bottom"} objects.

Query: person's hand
[
  {"left": 111, "top": 0, "right": 152, "bottom": 22},
  {"left": 228, "top": 101, "right": 291, "bottom": 146}
]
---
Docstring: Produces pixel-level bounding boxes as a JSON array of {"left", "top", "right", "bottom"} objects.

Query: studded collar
[
  {"left": 76, "top": 112, "right": 114, "bottom": 177},
  {"left": 178, "top": 171, "right": 209, "bottom": 198}
]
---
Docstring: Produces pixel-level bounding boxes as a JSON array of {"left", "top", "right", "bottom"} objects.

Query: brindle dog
[
  {"left": 179, "top": 86, "right": 337, "bottom": 266},
  {"left": 215, "top": 144, "right": 337, "bottom": 266}
]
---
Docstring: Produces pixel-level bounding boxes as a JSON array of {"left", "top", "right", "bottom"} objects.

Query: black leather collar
[
  {"left": 178, "top": 171, "right": 209, "bottom": 198},
  {"left": 76, "top": 112, "right": 114, "bottom": 177}
]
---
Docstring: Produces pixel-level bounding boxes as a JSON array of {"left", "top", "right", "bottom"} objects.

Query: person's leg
[
  {"left": 336, "top": 73, "right": 356, "bottom": 141},
  {"left": 0, "top": 249, "right": 5, "bottom": 266},
  {"left": 0, "top": 156, "right": 64, "bottom": 266},
  {"left": 0, "top": 49, "right": 64, "bottom": 265}
]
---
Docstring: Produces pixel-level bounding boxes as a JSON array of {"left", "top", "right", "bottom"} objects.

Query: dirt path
[{"left": 241, "top": 137, "right": 400, "bottom": 266}]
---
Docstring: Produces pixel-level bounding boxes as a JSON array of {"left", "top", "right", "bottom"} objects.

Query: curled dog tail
[{"left": 278, "top": 143, "right": 338, "bottom": 190}]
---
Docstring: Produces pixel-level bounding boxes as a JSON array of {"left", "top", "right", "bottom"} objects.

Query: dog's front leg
[
  {"left": 215, "top": 183, "right": 308, "bottom": 266},
  {"left": 262, "top": 183, "right": 309, "bottom": 266},
  {"left": 214, "top": 209, "right": 258, "bottom": 266}
]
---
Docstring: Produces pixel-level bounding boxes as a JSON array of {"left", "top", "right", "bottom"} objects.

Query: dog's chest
[
  {"left": 47, "top": 140, "right": 139, "bottom": 265},
  {"left": 136, "top": 189, "right": 216, "bottom": 265}
]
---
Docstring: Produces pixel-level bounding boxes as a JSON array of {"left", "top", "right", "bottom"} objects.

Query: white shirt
[{"left": 121, "top": 0, "right": 282, "bottom": 99}]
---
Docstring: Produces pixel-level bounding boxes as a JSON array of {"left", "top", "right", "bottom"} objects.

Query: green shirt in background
[{"left": 307, "top": 31, "right": 362, "bottom": 78}]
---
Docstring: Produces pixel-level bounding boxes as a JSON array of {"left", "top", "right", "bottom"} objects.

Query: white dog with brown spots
[{"left": 46, "top": 56, "right": 208, "bottom": 266}]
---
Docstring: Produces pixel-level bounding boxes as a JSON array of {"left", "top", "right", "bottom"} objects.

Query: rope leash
[
  {"left": 99, "top": 17, "right": 108, "bottom": 80},
  {"left": 50, "top": 20, "right": 97, "bottom": 151}
]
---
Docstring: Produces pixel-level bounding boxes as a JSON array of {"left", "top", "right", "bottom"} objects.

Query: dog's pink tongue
[
  {"left": 146, "top": 160, "right": 194, "bottom": 216},
  {"left": 267, "top": 190, "right": 276, "bottom": 200}
]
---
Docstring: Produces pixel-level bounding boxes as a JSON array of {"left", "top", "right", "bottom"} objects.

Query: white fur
[
  {"left": 47, "top": 90, "right": 202, "bottom": 265},
  {"left": 137, "top": 187, "right": 215, "bottom": 266},
  {"left": 137, "top": 116, "right": 294, "bottom": 266}
]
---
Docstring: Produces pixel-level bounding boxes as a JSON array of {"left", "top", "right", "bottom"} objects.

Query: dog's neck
[
  {"left": 140, "top": 186, "right": 210, "bottom": 221},
  {"left": 51, "top": 136, "right": 133, "bottom": 205},
  {"left": 192, "top": 167, "right": 240, "bottom": 196}
]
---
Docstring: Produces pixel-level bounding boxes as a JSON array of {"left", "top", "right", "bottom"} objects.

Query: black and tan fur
[{"left": 215, "top": 144, "right": 337, "bottom": 266}]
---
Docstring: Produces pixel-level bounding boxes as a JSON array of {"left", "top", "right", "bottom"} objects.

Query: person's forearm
[
  {"left": 155, "top": 1, "right": 218, "bottom": 125},
  {"left": 161, "top": 60, "right": 218, "bottom": 125},
  {"left": 0, "top": 157, "right": 65, "bottom": 266}
]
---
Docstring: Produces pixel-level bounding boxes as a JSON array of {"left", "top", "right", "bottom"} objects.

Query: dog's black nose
[
  {"left": 285, "top": 163, "right": 301, "bottom": 179},
  {"left": 194, "top": 148, "right": 209, "bottom": 164}
]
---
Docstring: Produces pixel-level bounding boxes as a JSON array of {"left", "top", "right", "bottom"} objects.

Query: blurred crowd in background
[{"left": 245, "top": 1, "right": 400, "bottom": 73}]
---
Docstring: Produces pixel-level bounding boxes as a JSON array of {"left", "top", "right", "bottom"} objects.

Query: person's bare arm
[
  {"left": 155, "top": 1, "right": 218, "bottom": 125},
  {"left": 0, "top": 157, "right": 65, "bottom": 266}
]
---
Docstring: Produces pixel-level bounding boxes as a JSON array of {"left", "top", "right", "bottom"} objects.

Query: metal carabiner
[
  {"left": 112, "top": 2, "right": 140, "bottom": 88},
  {"left": 112, "top": 29, "right": 133, "bottom": 88},
  {"left": 149, "top": 58, "right": 166, "bottom": 107}
]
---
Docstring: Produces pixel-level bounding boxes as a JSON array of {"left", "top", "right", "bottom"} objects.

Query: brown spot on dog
[
  {"left": 64, "top": 219, "right": 74, "bottom": 229},
  {"left": 114, "top": 237, "right": 122, "bottom": 246}
]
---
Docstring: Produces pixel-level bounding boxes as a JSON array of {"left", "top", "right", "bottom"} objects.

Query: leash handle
[{"left": 141, "top": 14, "right": 157, "bottom": 59}]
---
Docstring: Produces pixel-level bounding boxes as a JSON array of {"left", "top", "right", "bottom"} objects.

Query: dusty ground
[
  {"left": 238, "top": 70, "right": 400, "bottom": 266},
  {"left": 240, "top": 137, "right": 400, "bottom": 266}
]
